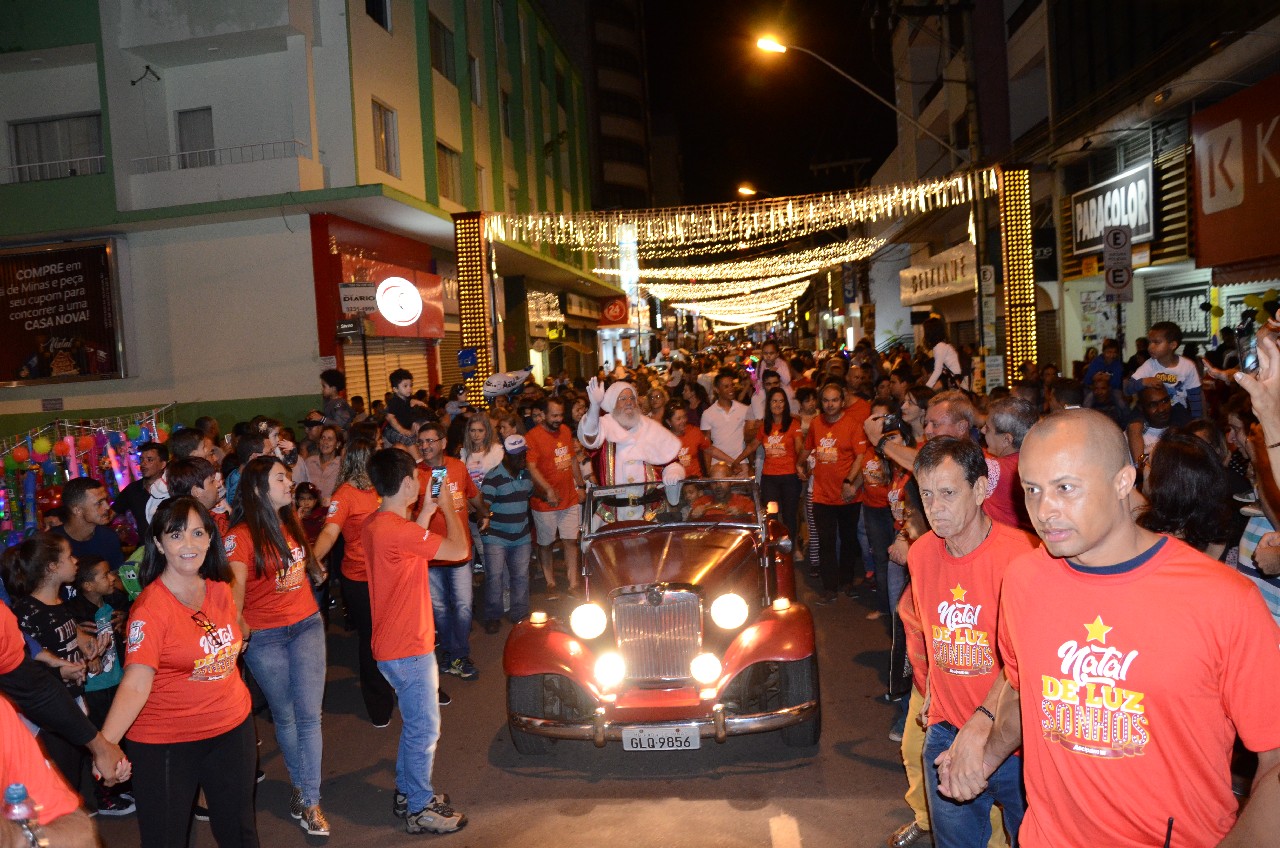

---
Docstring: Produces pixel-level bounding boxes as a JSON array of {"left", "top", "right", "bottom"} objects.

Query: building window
[
  {"left": 507, "top": 185, "right": 519, "bottom": 211},
  {"left": 538, "top": 44, "right": 549, "bottom": 86},
  {"left": 493, "top": 0, "right": 505, "bottom": 42},
  {"left": 436, "top": 143, "right": 462, "bottom": 200},
  {"left": 468, "top": 54, "right": 483, "bottom": 106},
  {"left": 555, "top": 70, "right": 567, "bottom": 109},
  {"left": 429, "top": 14, "right": 456, "bottom": 84},
  {"left": 176, "top": 107, "right": 215, "bottom": 169},
  {"left": 499, "top": 89, "right": 513, "bottom": 139},
  {"left": 600, "top": 136, "right": 646, "bottom": 166},
  {"left": 372, "top": 100, "right": 399, "bottom": 177},
  {"left": 9, "top": 113, "right": 104, "bottom": 181},
  {"left": 597, "top": 44, "right": 641, "bottom": 75},
  {"left": 474, "top": 163, "right": 486, "bottom": 205},
  {"left": 599, "top": 90, "right": 644, "bottom": 120},
  {"left": 366, "top": 0, "right": 391, "bottom": 30}
]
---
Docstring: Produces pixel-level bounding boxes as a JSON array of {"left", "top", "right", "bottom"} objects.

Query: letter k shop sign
[{"left": 1192, "top": 71, "right": 1280, "bottom": 268}]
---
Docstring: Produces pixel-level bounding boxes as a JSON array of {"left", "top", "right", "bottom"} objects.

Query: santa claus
[{"left": 580, "top": 377, "right": 686, "bottom": 523}]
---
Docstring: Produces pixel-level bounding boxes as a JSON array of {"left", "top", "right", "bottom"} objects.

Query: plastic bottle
[{"left": 3, "top": 784, "right": 47, "bottom": 847}]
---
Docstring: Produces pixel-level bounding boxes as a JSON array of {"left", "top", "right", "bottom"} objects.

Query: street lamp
[
  {"left": 737, "top": 183, "right": 773, "bottom": 198},
  {"left": 755, "top": 35, "right": 967, "bottom": 162}
]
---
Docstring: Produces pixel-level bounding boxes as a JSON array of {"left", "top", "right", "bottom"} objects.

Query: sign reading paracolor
[{"left": 1070, "top": 163, "right": 1154, "bottom": 256}]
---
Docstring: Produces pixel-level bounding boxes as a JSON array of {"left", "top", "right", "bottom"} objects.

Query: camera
[{"left": 880, "top": 412, "right": 904, "bottom": 435}]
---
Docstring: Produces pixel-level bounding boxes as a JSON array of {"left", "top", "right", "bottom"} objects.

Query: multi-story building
[
  {"left": 0, "top": 0, "right": 620, "bottom": 430},
  {"left": 864, "top": 0, "right": 1280, "bottom": 380}
]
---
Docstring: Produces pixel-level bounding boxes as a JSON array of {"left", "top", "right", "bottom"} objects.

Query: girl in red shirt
[
  {"left": 227, "top": 456, "right": 329, "bottom": 836},
  {"left": 101, "top": 497, "right": 256, "bottom": 848},
  {"left": 746, "top": 387, "right": 804, "bottom": 543}
]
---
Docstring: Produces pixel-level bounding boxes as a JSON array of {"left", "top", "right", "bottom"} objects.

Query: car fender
[
  {"left": 719, "top": 604, "right": 816, "bottom": 680},
  {"left": 503, "top": 619, "right": 600, "bottom": 683}
]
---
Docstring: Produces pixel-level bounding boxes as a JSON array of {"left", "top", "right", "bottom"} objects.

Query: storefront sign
[
  {"left": 1070, "top": 163, "right": 1154, "bottom": 255},
  {"left": 1192, "top": 71, "right": 1280, "bottom": 268},
  {"left": 899, "top": 242, "right": 976, "bottom": 306},
  {"left": 1033, "top": 228, "right": 1057, "bottom": 281},
  {"left": 0, "top": 241, "right": 124, "bottom": 387},
  {"left": 599, "top": 295, "right": 630, "bottom": 328},
  {"left": 339, "top": 283, "right": 377, "bottom": 314}
]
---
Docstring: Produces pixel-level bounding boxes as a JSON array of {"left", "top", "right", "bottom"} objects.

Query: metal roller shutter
[
  {"left": 437, "top": 330, "right": 463, "bottom": 389},
  {"left": 343, "top": 337, "right": 430, "bottom": 406}
]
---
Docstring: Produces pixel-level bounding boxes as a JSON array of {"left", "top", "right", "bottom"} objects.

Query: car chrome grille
[{"left": 613, "top": 588, "right": 702, "bottom": 681}]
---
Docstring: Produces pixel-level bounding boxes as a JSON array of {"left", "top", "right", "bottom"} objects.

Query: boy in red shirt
[
  {"left": 362, "top": 447, "right": 471, "bottom": 835},
  {"left": 939, "top": 409, "right": 1280, "bottom": 848}
]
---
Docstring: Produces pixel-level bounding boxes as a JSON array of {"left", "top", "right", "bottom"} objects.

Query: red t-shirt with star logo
[
  {"left": 999, "top": 536, "right": 1280, "bottom": 848},
  {"left": 907, "top": 520, "right": 1038, "bottom": 728}
]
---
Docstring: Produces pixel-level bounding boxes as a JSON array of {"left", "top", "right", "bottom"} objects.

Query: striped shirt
[
  {"left": 1237, "top": 514, "right": 1280, "bottom": 625},
  {"left": 481, "top": 463, "right": 533, "bottom": 547}
]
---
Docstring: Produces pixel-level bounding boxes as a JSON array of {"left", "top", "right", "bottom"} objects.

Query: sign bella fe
[{"left": 900, "top": 243, "right": 977, "bottom": 306}]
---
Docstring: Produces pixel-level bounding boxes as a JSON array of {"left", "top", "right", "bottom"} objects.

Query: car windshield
[{"left": 584, "top": 478, "right": 762, "bottom": 535}]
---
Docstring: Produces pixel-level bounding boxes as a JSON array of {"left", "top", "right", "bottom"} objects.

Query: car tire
[
  {"left": 779, "top": 657, "right": 822, "bottom": 748},
  {"left": 508, "top": 674, "right": 552, "bottom": 755}
]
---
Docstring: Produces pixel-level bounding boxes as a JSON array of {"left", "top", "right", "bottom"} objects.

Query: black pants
[
  {"left": 338, "top": 571, "right": 396, "bottom": 725},
  {"left": 0, "top": 657, "right": 97, "bottom": 747},
  {"left": 129, "top": 715, "right": 258, "bottom": 848},
  {"left": 761, "top": 473, "right": 802, "bottom": 543},
  {"left": 813, "top": 501, "right": 863, "bottom": 592}
]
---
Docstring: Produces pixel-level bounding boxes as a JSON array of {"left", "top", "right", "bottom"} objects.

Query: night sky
[{"left": 643, "top": 0, "right": 899, "bottom": 204}]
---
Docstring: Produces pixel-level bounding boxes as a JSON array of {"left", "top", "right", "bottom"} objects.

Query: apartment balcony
[
  {"left": 0, "top": 155, "right": 106, "bottom": 185},
  {"left": 116, "top": 0, "right": 312, "bottom": 65},
  {"left": 127, "top": 139, "right": 324, "bottom": 208}
]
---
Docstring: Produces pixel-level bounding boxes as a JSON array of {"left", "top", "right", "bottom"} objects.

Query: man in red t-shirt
[
  {"left": 525, "top": 397, "right": 584, "bottom": 596},
  {"left": 909, "top": 437, "right": 1036, "bottom": 847},
  {"left": 363, "top": 447, "right": 470, "bottom": 835},
  {"left": 414, "top": 424, "right": 484, "bottom": 682},
  {"left": 940, "top": 409, "right": 1280, "bottom": 848},
  {"left": 799, "top": 381, "right": 869, "bottom": 602}
]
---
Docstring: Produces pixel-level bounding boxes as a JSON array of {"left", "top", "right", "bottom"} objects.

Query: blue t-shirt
[{"left": 53, "top": 524, "right": 124, "bottom": 572}]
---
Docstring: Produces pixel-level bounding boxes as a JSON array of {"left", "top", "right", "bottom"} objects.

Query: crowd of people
[{"left": 2, "top": 313, "right": 1280, "bottom": 846}]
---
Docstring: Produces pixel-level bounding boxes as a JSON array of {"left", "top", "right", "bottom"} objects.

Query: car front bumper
[{"left": 509, "top": 698, "right": 819, "bottom": 747}]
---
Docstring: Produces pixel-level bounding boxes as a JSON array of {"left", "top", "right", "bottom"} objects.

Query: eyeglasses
[
  {"left": 418, "top": 437, "right": 442, "bottom": 445},
  {"left": 191, "top": 611, "right": 229, "bottom": 651}
]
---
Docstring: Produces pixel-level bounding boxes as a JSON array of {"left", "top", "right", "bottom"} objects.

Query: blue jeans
[
  {"left": 483, "top": 542, "right": 531, "bottom": 622},
  {"left": 923, "top": 721, "right": 1025, "bottom": 848},
  {"left": 242, "top": 611, "right": 326, "bottom": 807},
  {"left": 863, "top": 505, "right": 896, "bottom": 613},
  {"left": 430, "top": 563, "right": 473, "bottom": 664},
  {"left": 376, "top": 654, "right": 441, "bottom": 812}
]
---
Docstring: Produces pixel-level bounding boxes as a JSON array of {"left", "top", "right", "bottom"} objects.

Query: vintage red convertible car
[{"left": 503, "top": 477, "right": 820, "bottom": 753}]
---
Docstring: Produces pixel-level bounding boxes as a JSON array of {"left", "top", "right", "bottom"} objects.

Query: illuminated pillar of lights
[
  {"left": 617, "top": 224, "right": 641, "bottom": 366},
  {"left": 998, "top": 167, "right": 1036, "bottom": 385},
  {"left": 453, "top": 212, "right": 494, "bottom": 408}
]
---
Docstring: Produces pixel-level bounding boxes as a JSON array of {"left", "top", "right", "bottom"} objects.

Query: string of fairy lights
[
  {"left": 670, "top": 279, "right": 812, "bottom": 320},
  {"left": 642, "top": 270, "right": 813, "bottom": 302},
  {"left": 592, "top": 237, "right": 883, "bottom": 282},
  {"left": 486, "top": 169, "right": 997, "bottom": 254}
]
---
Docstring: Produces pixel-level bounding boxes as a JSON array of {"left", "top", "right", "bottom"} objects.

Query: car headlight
[
  {"left": 690, "top": 652, "right": 722, "bottom": 684},
  {"left": 570, "top": 603, "right": 608, "bottom": 640},
  {"left": 710, "top": 593, "right": 749, "bottom": 630},
  {"left": 595, "top": 652, "right": 626, "bottom": 687}
]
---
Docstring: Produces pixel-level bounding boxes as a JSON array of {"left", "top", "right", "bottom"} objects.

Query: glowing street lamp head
[
  {"left": 737, "top": 184, "right": 758, "bottom": 197},
  {"left": 756, "top": 36, "right": 787, "bottom": 53}
]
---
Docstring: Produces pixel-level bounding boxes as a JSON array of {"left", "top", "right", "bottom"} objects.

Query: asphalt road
[{"left": 96, "top": 572, "right": 919, "bottom": 848}]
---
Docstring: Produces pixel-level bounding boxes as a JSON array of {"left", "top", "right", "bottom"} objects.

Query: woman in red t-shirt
[
  {"left": 227, "top": 456, "right": 329, "bottom": 836},
  {"left": 101, "top": 497, "right": 256, "bottom": 848},
  {"left": 745, "top": 387, "right": 804, "bottom": 543},
  {"left": 663, "top": 398, "right": 716, "bottom": 477}
]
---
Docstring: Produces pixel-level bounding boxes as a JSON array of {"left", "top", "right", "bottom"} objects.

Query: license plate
[{"left": 621, "top": 726, "right": 700, "bottom": 751}]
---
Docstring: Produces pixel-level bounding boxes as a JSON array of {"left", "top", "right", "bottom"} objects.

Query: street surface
[{"left": 97, "top": 573, "right": 918, "bottom": 847}]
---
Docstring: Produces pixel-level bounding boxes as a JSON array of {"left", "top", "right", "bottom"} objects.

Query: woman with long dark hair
[
  {"left": 226, "top": 456, "right": 329, "bottom": 836},
  {"left": 313, "top": 436, "right": 396, "bottom": 726},
  {"left": 1137, "top": 433, "right": 1230, "bottom": 559},
  {"left": 101, "top": 497, "right": 257, "bottom": 848},
  {"left": 744, "top": 387, "right": 804, "bottom": 543}
]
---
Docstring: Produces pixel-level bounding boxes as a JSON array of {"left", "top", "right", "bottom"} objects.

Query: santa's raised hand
[{"left": 586, "top": 376, "right": 606, "bottom": 410}]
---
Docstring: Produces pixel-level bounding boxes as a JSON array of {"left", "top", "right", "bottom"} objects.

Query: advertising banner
[
  {"left": 0, "top": 242, "right": 123, "bottom": 387},
  {"left": 1191, "top": 70, "right": 1280, "bottom": 268}
]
